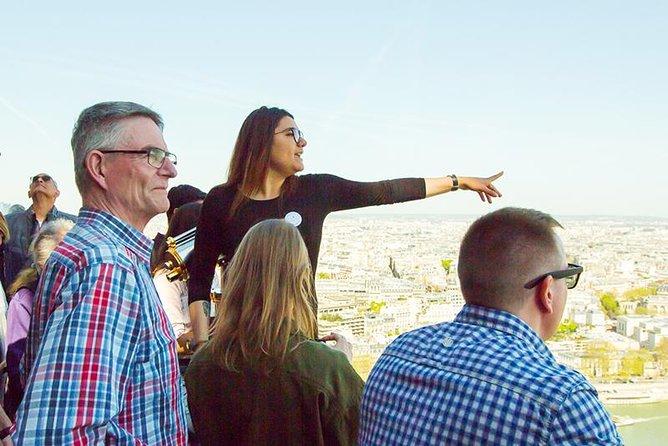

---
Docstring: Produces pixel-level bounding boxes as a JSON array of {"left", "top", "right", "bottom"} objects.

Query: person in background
[
  {"left": 0, "top": 212, "right": 9, "bottom": 290},
  {"left": 359, "top": 207, "right": 622, "bottom": 445},
  {"left": 188, "top": 105, "right": 504, "bottom": 348},
  {"left": 14, "top": 101, "right": 187, "bottom": 444},
  {"left": 0, "top": 213, "right": 9, "bottom": 417},
  {"left": 6, "top": 206, "right": 24, "bottom": 217},
  {"left": 153, "top": 200, "right": 204, "bottom": 349},
  {"left": 2, "top": 174, "right": 75, "bottom": 290},
  {"left": 0, "top": 406, "right": 13, "bottom": 445},
  {"left": 4, "top": 219, "right": 74, "bottom": 420},
  {"left": 150, "top": 184, "right": 206, "bottom": 270},
  {"left": 185, "top": 219, "right": 363, "bottom": 445}
]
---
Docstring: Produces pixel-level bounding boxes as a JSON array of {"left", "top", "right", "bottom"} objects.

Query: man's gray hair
[{"left": 71, "top": 102, "right": 163, "bottom": 194}]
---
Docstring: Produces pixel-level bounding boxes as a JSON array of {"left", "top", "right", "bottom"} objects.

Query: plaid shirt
[
  {"left": 359, "top": 304, "right": 623, "bottom": 445},
  {"left": 15, "top": 209, "right": 188, "bottom": 445}
]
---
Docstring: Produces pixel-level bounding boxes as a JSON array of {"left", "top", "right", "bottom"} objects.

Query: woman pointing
[{"left": 187, "top": 106, "right": 503, "bottom": 348}]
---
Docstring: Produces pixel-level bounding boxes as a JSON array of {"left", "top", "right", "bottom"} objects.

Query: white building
[
  {"left": 586, "top": 309, "right": 606, "bottom": 327},
  {"left": 617, "top": 315, "right": 653, "bottom": 337},
  {"left": 647, "top": 320, "right": 668, "bottom": 349}
]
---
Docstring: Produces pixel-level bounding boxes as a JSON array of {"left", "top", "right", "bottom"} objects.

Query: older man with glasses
[
  {"left": 1, "top": 174, "right": 75, "bottom": 290},
  {"left": 359, "top": 207, "right": 622, "bottom": 445},
  {"left": 14, "top": 102, "right": 187, "bottom": 445}
]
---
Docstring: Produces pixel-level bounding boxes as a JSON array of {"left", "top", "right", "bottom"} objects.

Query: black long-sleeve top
[{"left": 188, "top": 174, "right": 426, "bottom": 303}]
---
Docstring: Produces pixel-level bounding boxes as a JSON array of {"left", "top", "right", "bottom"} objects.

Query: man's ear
[
  {"left": 85, "top": 151, "right": 110, "bottom": 191},
  {"left": 536, "top": 275, "right": 555, "bottom": 314}
]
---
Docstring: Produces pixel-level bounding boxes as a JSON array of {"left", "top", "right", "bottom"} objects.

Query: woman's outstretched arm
[{"left": 424, "top": 171, "right": 503, "bottom": 202}]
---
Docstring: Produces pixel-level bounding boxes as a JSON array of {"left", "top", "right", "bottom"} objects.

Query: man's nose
[{"left": 162, "top": 158, "right": 178, "bottom": 178}]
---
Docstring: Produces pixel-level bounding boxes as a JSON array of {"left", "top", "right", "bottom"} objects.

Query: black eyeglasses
[
  {"left": 274, "top": 127, "right": 305, "bottom": 144},
  {"left": 98, "top": 147, "right": 177, "bottom": 168},
  {"left": 30, "top": 174, "right": 52, "bottom": 184},
  {"left": 524, "top": 263, "right": 583, "bottom": 290}
]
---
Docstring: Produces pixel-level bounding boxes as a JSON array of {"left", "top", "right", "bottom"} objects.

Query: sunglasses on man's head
[{"left": 30, "top": 174, "right": 52, "bottom": 184}]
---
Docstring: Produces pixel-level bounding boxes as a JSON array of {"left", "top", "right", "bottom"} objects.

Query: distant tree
[
  {"left": 388, "top": 256, "right": 401, "bottom": 279},
  {"left": 369, "top": 301, "right": 386, "bottom": 314},
  {"left": 583, "top": 342, "right": 616, "bottom": 378},
  {"left": 440, "top": 259, "right": 453, "bottom": 275},
  {"left": 656, "top": 339, "right": 668, "bottom": 374},
  {"left": 557, "top": 319, "right": 578, "bottom": 334},
  {"left": 635, "top": 306, "right": 657, "bottom": 316},
  {"left": 320, "top": 313, "right": 342, "bottom": 322},
  {"left": 599, "top": 292, "right": 621, "bottom": 318},
  {"left": 623, "top": 286, "right": 658, "bottom": 301},
  {"left": 552, "top": 319, "right": 578, "bottom": 341},
  {"left": 620, "top": 349, "right": 653, "bottom": 377}
]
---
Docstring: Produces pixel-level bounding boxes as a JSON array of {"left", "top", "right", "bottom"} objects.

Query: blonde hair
[
  {"left": 0, "top": 211, "right": 9, "bottom": 243},
  {"left": 8, "top": 218, "right": 74, "bottom": 297},
  {"left": 210, "top": 219, "right": 317, "bottom": 374}
]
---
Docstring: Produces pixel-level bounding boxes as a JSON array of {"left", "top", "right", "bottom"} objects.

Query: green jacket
[{"left": 184, "top": 336, "right": 364, "bottom": 446}]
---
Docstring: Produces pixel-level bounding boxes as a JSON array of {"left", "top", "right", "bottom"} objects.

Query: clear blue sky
[{"left": 1, "top": 1, "right": 666, "bottom": 218}]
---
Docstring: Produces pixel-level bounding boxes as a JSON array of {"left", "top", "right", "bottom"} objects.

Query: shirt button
[{"left": 442, "top": 336, "right": 454, "bottom": 347}]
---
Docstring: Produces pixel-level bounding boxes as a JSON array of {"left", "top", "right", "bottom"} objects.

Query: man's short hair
[
  {"left": 458, "top": 207, "right": 563, "bottom": 310},
  {"left": 8, "top": 204, "right": 25, "bottom": 214},
  {"left": 71, "top": 102, "right": 163, "bottom": 194}
]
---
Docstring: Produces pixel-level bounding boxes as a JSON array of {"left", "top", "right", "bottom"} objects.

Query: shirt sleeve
[
  {"left": 316, "top": 174, "right": 426, "bottom": 213},
  {"left": 22, "top": 263, "right": 69, "bottom": 384},
  {"left": 321, "top": 351, "right": 365, "bottom": 446},
  {"left": 5, "top": 289, "right": 33, "bottom": 350},
  {"left": 14, "top": 262, "right": 142, "bottom": 444},
  {"left": 6, "top": 290, "right": 33, "bottom": 379},
  {"left": 188, "top": 189, "right": 225, "bottom": 303},
  {"left": 549, "top": 386, "right": 623, "bottom": 445}
]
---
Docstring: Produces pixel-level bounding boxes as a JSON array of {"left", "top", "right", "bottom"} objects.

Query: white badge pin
[{"left": 285, "top": 211, "right": 302, "bottom": 227}]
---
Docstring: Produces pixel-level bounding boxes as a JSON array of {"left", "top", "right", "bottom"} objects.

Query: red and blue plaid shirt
[{"left": 15, "top": 208, "right": 188, "bottom": 445}]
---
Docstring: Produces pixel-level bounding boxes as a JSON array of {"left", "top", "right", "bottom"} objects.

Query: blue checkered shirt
[
  {"left": 359, "top": 304, "right": 623, "bottom": 445},
  {"left": 14, "top": 209, "right": 188, "bottom": 445}
]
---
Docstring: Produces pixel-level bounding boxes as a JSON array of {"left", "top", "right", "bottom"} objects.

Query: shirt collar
[
  {"left": 455, "top": 304, "right": 552, "bottom": 357},
  {"left": 77, "top": 207, "right": 153, "bottom": 264},
  {"left": 26, "top": 204, "right": 59, "bottom": 219}
]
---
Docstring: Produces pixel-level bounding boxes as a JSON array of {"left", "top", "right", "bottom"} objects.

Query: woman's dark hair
[{"left": 226, "top": 106, "right": 296, "bottom": 217}]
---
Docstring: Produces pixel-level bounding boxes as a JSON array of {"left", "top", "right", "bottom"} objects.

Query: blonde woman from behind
[{"left": 185, "top": 219, "right": 363, "bottom": 446}]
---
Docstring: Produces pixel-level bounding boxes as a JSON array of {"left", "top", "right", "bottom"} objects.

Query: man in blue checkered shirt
[{"left": 359, "top": 207, "right": 623, "bottom": 445}]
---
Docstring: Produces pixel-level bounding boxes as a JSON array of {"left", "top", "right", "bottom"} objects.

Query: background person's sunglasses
[{"left": 30, "top": 174, "right": 52, "bottom": 184}]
